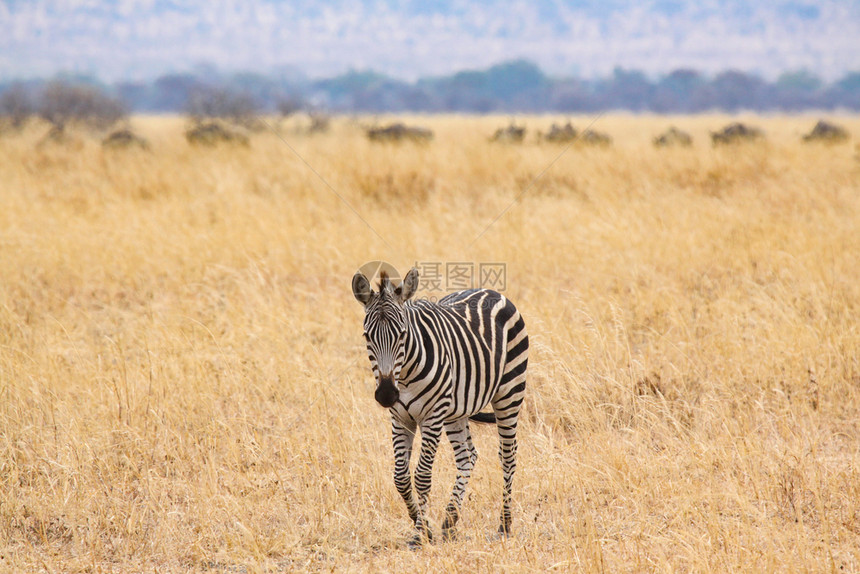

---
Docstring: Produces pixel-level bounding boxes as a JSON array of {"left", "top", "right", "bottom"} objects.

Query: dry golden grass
[{"left": 1, "top": 113, "right": 859, "bottom": 573}]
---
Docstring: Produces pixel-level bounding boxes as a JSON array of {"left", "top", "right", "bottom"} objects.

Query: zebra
[{"left": 351, "top": 266, "right": 528, "bottom": 546}]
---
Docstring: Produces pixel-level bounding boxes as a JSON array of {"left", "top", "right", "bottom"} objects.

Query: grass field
[{"left": 1, "top": 114, "right": 859, "bottom": 572}]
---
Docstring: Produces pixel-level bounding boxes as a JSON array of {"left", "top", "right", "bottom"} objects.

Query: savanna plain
[{"left": 1, "top": 114, "right": 859, "bottom": 573}]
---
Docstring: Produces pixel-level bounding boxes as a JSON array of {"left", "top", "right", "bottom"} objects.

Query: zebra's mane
[{"left": 377, "top": 271, "right": 393, "bottom": 293}]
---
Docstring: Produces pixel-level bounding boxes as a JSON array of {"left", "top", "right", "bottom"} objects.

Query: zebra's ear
[
  {"left": 352, "top": 272, "right": 373, "bottom": 306},
  {"left": 395, "top": 267, "right": 419, "bottom": 302}
]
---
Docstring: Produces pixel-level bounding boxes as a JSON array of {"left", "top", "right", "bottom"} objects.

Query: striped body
[
  {"left": 391, "top": 290, "right": 528, "bottom": 427},
  {"left": 353, "top": 268, "right": 528, "bottom": 545}
]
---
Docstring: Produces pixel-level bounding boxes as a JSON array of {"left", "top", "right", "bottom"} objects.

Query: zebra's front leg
[
  {"left": 407, "top": 417, "right": 444, "bottom": 548},
  {"left": 441, "top": 418, "right": 477, "bottom": 541},
  {"left": 391, "top": 420, "right": 421, "bottom": 529}
]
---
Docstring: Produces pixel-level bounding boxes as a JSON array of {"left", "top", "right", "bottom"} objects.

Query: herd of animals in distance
[{"left": 37, "top": 117, "right": 856, "bottom": 151}]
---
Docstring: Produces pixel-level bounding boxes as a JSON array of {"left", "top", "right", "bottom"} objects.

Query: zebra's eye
[{"left": 362, "top": 331, "right": 370, "bottom": 341}]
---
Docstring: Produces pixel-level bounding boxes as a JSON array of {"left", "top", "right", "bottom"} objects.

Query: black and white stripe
[{"left": 352, "top": 267, "right": 528, "bottom": 545}]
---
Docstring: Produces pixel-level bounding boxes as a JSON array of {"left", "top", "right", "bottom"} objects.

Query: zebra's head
[{"left": 352, "top": 267, "right": 419, "bottom": 408}]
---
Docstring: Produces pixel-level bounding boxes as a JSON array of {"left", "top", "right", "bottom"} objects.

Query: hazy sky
[{"left": 1, "top": 1, "right": 859, "bottom": 81}]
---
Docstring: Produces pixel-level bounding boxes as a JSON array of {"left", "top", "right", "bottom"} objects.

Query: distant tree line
[
  {"left": 0, "top": 79, "right": 127, "bottom": 133},
  {"left": 2, "top": 60, "right": 859, "bottom": 117}
]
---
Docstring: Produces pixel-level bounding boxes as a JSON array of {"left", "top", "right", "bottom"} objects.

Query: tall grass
[{"left": 1, "top": 114, "right": 858, "bottom": 572}]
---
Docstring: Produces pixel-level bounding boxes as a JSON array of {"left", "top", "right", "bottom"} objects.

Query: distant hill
[
  {"left": 3, "top": 59, "right": 858, "bottom": 114},
  {"left": 1, "top": 1, "right": 858, "bottom": 82}
]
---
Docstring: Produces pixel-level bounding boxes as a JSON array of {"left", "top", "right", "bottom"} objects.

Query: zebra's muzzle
[{"left": 375, "top": 375, "right": 400, "bottom": 408}]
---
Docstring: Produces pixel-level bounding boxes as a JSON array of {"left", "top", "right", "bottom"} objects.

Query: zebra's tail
[{"left": 469, "top": 412, "right": 496, "bottom": 424}]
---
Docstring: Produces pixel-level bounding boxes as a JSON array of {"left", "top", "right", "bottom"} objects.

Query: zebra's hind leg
[
  {"left": 441, "top": 418, "right": 477, "bottom": 541},
  {"left": 493, "top": 381, "right": 526, "bottom": 537}
]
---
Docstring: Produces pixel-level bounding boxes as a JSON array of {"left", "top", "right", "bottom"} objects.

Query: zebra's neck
[{"left": 399, "top": 302, "right": 432, "bottom": 384}]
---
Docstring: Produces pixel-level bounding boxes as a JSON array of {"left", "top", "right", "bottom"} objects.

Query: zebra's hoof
[
  {"left": 406, "top": 534, "right": 429, "bottom": 550},
  {"left": 485, "top": 527, "right": 513, "bottom": 542},
  {"left": 406, "top": 528, "right": 434, "bottom": 550},
  {"left": 406, "top": 535, "right": 423, "bottom": 551}
]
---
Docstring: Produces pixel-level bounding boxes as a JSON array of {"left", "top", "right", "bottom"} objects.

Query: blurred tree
[
  {"left": 709, "top": 70, "right": 769, "bottom": 111},
  {"left": 230, "top": 72, "right": 281, "bottom": 110},
  {"left": 415, "top": 60, "right": 548, "bottom": 112},
  {"left": 651, "top": 68, "right": 705, "bottom": 112},
  {"left": 485, "top": 60, "right": 547, "bottom": 101},
  {"left": 152, "top": 74, "right": 200, "bottom": 111},
  {"left": 824, "top": 72, "right": 860, "bottom": 110},
  {"left": 38, "top": 80, "right": 127, "bottom": 131},
  {"left": 777, "top": 69, "right": 823, "bottom": 92},
  {"left": 774, "top": 70, "right": 824, "bottom": 110},
  {"left": 0, "top": 83, "right": 34, "bottom": 131},
  {"left": 441, "top": 71, "right": 495, "bottom": 112},
  {"left": 115, "top": 81, "right": 152, "bottom": 112},
  {"left": 549, "top": 78, "right": 599, "bottom": 112},
  {"left": 315, "top": 70, "right": 427, "bottom": 111},
  {"left": 600, "top": 67, "right": 654, "bottom": 111},
  {"left": 185, "top": 85, "right": 262, "bottom": 129},
  {"left": 276, "top": 95, "right": 305, "bottom": 117}
]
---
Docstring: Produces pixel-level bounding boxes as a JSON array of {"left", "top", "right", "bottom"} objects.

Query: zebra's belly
[
  {"left": 446, "top": 376, "right": 499, "bottom": 420},
  {"left": 392, "top": 374, "right": 499, "bottom": 425}
]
